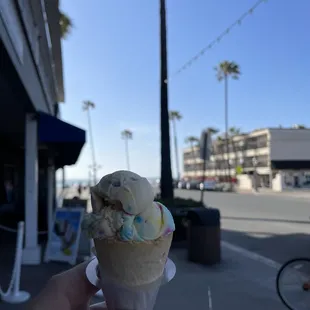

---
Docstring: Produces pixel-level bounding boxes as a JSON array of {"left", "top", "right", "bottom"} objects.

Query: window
[{"left": 244, "top": 134, "right": 268, "bottom": 150}]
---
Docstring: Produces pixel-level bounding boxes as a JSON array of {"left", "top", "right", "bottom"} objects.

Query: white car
[{"left": 199, "top": 180, "right": 217, "bottom": 191}]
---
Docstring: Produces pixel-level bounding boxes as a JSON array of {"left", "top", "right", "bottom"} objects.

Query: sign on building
[{"left": 199, "top": 130, "right": 212, "bottom": 161}]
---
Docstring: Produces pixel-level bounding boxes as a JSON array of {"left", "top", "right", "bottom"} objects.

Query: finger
[
  {"left": 90, "top": 301, "right": 108, "bottom": 310},
  {"left": 57, "top": 262, "right": 100, "bottom": 307},
  {"left": 29, "top": 262, "right": 99, "bottom": 310}
]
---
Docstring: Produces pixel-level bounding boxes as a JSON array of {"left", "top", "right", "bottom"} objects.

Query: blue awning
[{"left": 38, "top": 112, "right": 86, "bottom": 168}]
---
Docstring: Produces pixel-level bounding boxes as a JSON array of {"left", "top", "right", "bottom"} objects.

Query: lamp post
[{"left": 252, "top": 157, "right": 258, "bottom": 192}]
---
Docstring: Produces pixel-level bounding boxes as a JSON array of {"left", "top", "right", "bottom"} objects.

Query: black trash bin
[{"left": 187, "top": 208, "right": 221, "bottom": 265}]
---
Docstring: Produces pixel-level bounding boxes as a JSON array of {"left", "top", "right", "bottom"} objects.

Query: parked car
[
  {"left": 156, "top": 178, "right": 179, "bottom": 188},
  {"left": 185, "top": 180, "right": 200, "bottom": 190},
  {"left": 177, "top": 180, "right": 187, "bottom": 189},
  {"left": 199, "top": 180, "right": 217, "bottom": 191}
]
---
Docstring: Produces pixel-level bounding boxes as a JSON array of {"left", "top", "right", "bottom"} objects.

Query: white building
[
  {"left": 183, "top": 128, "right": 310, "bottom": 192},
  {"left": 0, "top": 1, "right": 85, "bottom": 265}
]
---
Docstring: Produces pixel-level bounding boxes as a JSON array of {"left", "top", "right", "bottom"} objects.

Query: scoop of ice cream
[
  {"left": 91, "top": 170, "right": 154, "bottom": 215},
  {"left": 82, "top": 170, "right": 175, "bottom": 241},
  {"left": 120, "top": 202, "right": 175, "bottom": 241}
]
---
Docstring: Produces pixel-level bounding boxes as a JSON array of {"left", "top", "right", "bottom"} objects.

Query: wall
[
  {"left": 269, "top": 129, "right": 310, "bottom": 161},
  {"left": 271, "top": 170, "right": 310, "bottom": 191},
  {"left": 0, "top": 1, "right": 54, "bottom": 114},
  {"left": 237, "top": 174, "right": 253, "bottom": 190}
]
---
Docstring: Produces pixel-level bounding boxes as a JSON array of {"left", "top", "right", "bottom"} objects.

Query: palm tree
[
  {"left": 121, "top": 130, "right": 133, "bottom": 170},
  {"left": 59, "top": 11, "right": 73, "bottom": 39},
  {"left": 169, "top": 111, "right": 182, "bottom": 181},
  {"left": 215, "top": 61, "right": 241, "bottom": 185},
  {"left": 229, "top": 126, "right": 241, "bottom": 170},
  {"left": 159, "top": 0, "right": 173, "bottom": 199},
  {"left": 82, "top": 100, "right": 97, "bottom": 185},
  {"left": 185, "top": 136, "right": 199, "bottom": 176}
]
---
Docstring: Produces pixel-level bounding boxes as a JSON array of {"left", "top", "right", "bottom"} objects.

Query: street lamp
[{"left": 252, "top": 157, "right": 258, "bottom": 191}]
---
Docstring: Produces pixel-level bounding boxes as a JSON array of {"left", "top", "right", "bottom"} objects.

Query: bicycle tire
[{"left": 276, "top": 257, "right": 310, "bottom": 310}]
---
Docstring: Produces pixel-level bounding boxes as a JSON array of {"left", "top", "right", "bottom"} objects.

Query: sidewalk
[
  {"left": 0, "top": 243, "right": 285, "bottom": 309},
  {"left": 237, "top": 187, "right": 310, "bottom": 200},
  {"left": 156, "top": 246, "right": 285, "bottom": 310}
]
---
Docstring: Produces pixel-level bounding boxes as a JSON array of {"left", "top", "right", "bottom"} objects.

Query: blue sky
[{"left": 57, "top": 0, "right": 310, "bottom": 181}]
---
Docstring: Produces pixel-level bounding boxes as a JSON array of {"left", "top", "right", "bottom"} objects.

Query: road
[{"left": 175, "top": 189, "right": 310, "bottom": 265}]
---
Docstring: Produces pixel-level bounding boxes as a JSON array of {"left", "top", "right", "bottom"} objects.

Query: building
[
  {"left": 0, "top": 1, "right": 86, "bottom": 264},
  {"left": 183, "top": 128, "right": 310, "bottom": 191}
]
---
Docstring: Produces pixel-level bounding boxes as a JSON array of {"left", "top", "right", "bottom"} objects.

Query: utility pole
[{"left": 160, "top": 0, "right": 173, "bottom": 199}]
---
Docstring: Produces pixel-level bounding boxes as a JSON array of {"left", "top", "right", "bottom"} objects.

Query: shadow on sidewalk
[
  {"left": 223, "top": 215, "right": 310, "bottom": 225},
  {"left": 222, "top": 227, "right": 310, "bottom": 265}
]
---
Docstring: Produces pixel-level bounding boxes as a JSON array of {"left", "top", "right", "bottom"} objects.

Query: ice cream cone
[
  {"left": 94, "top": 233, "right": 173, "bottom": 310},
  {"left": 94, "top": 233, "right": 172, "bottom": 286},
  {"left": 82, "top": 171, "right": 175, "bottom": 309}
]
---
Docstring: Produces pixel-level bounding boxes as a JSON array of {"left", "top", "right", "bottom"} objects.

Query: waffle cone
[{"left": 94, "top": 233, "right": 173, "bottom": 287}]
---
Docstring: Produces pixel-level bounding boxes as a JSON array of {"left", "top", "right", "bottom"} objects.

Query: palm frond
[
  {"left": 185, "top": 136, "right": 199, "bottom": 144},
  {"left": 82, "top": 100, "right": 95, "bottom": 110},
  {"left": 121, "top": 130, "right": 133, "bottom": 139},
  {"left": 169, "top": 110, "right": 182, "bottom": 121},
  {"left": 59, "top": 10, "right": 73, "bottom": 39},
  {"left": 216, "top": 61, "right": 241, "bottom": 81}
]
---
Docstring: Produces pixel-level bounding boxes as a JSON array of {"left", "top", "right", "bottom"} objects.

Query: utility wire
[{"left": 165, "top": 0, "right": 268, "bottom": 83}]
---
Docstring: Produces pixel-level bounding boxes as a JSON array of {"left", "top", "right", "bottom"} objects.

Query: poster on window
[{"left": 44, "top": 207, "right": 84, "bottom": 265}]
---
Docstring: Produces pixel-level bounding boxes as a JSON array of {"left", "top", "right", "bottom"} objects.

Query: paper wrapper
[{"left": 94, "top": 233, "right": 173, "bottom": 310}]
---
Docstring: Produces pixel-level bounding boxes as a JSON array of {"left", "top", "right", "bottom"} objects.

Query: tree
[
  {"left": 169, "top": 111, "right": 182, "bottom": 181},
  {"left": 293, "top": 124, "right": 306, "bottom": 129},
  {"left": 121, "top": 130, "right": 133, "bottom": 170},
  {"left": 59, "top": 11, "right": 73, "bottom": 39},
  {"left": 229, "top": 126, "right": 241, "bottom": 170},
  {"left": 185, "top": 136, "right": 199, "bottom": 176},
  {"left": 159, "top": 0, "right": 173, "bottom": 199},
  {"left": 215, "top": 61, "right": 240, "bottom": 185},
  {"left": 82, "top": 101, "right": 97, "bottom": 185}
]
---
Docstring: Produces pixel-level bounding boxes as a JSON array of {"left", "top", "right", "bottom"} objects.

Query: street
[{"left": 175, "top": 189, "right": 310, "bottom": 265}]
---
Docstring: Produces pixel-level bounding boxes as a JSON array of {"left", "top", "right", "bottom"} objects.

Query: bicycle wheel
[{"left": 276, "top": 258, "right": 310, "bottom": 310}]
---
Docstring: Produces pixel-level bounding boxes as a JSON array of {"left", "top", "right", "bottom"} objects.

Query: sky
[{"left": 57, "top": 0, "right": 310, "bottom": 181}]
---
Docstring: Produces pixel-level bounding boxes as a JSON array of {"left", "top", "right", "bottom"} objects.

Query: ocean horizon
[{"left": 56, "top": 177, "right": 160, "bottom": 188}]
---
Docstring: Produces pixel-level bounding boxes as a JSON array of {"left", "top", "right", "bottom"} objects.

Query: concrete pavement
[
  {"left": 156, "top": 246, "right": 285, "bottom": 309},
  {"left": 237, "top": 187, "right": 310, "bottom": 201},
  {"left": 175, "top": 189, "right": 310, "bottom": 265},
  {"left": 0, "top": 186, "right": 288, "bottom": 309},
  {"left": 0, "top": 244, "right": 285, "bottom": 310}
]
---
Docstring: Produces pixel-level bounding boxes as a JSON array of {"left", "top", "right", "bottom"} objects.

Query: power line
[{"left": 165, "top": 0, "right": 268, "bottom": 83}]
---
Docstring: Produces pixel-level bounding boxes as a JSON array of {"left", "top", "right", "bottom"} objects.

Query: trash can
[{"left": 187, "top": 208, "right": 221, "bottom": 265}]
